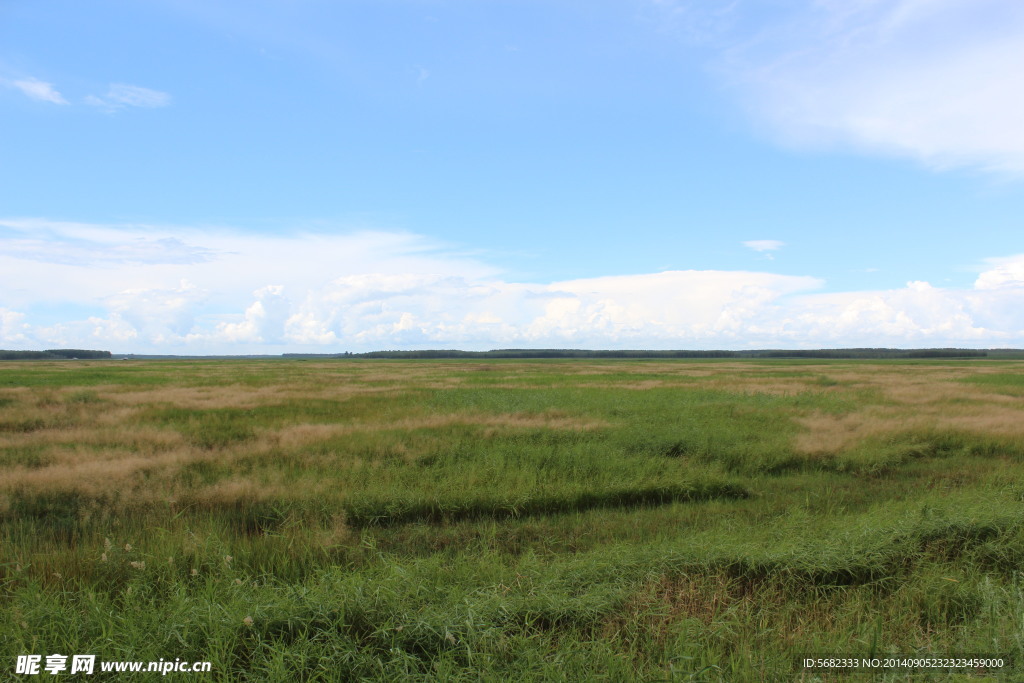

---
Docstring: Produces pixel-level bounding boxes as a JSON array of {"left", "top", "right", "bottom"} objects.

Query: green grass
[
  {"left": 2, "top": 358, "right": 1023, "bottom": 680},
  {"left": 961, "top": 371, "right": 1024, "bottom": 396}
]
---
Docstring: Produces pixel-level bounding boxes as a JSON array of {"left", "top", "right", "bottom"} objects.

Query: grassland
[{"left": 2, "top": 358, "right": 1023, "bottom": 680}]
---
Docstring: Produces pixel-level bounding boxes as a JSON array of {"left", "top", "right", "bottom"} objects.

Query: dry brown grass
[
  {"left": 1, "top": 448, "right": 193, "bottom": 499},
  {"left": 263, "top": 411, "right": 607, "bottom": 449},
  {"left": 0, "top": 425, "right": 184, "bottom": 454},
  {"left": 795, "top": 405, "right": 1024, "bottom": 454},
  {"left": 790, "top": 365, "right": 1024, "bottom": 454},
  {"left": 601, "top": 573, "right": 753, "bottom": 651},
  {"left": 183, "top": 476, "right": 312, "bottom": 506},
  {"left": 112, "top": 385, "right": 298, "bottom": 409},
  {"left": 651, "top": 574, "right": 737, "bottom": 625},
  {"left": 794, "top": 411, "right": 924, "bottom": 454},
  {"left": 0, "top": 390, "right": 609, "bottom": 505}
]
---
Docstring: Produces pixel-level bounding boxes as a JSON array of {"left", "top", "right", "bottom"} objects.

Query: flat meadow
[{"left": 2, "top": 358, "right": 1024, "bottom": 680}]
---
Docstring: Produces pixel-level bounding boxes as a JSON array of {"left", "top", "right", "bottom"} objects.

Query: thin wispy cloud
[
  {"left": 4, "top": 76, "right": 170, "bottom": 111},
  {"left": 7, "top": 77, "right": 68, "bottom": 104},
  {"left": 743, "top": 240, "right": 783, "bottom": 253},
  {"left": 743, "top": 240, "right": 784, "bottom": 260},
  {"left": 86, "top": 83, "right": 171, "bottom": 111},
  {"left": 646, "top": 0, "right": 739, "bottom": 44},
  {"left": 0, "top": 223, "right": 218, "bottom": 267},
  {"left": 719, "top": 0, "right": 1024, "bottom": 175}
]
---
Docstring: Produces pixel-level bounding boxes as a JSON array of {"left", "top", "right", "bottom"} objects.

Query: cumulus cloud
[
  {"left": 7, "top": 77, "right": 68, "bottom": 104},
  {"left": 0, "top": 219, "right": 500, "bottom": 349},
  {"left": 33, "top": 315, "right": 138, "bottom": 349},
  {"left": 0, "top": 308, "right": 31, "bottom": 344},
  {"left": 107, "top": 280, "right": 207, "bottom": 342},
  {"left": 781, "top": 281, "right": 996, "bottom": 345},
  {"left": 2, "top": 219, "right": 1024, "bottom": 352},
  {"left": 275, "top": 269, "right": 821, "bottom": 349},
  {"left": 974, "top": 254, "right": 1024, "bottom": 290},
  {"left": 214, "top": 285, "right": 291, "bottom": 344},
  {"left": 719, "top": 0, "right": 1024, "bottom": 175}
]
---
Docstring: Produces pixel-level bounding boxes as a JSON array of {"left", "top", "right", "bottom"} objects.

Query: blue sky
[{"left": 2, "top": 0, "right": 1023, "bottom": 352}]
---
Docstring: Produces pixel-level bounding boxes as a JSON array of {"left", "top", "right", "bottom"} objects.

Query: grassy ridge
[{"left": 2, "top": 359, "right": 1024, "bottom": 680}]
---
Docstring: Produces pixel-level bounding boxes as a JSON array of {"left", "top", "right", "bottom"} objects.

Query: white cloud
[
  {"left": 106, "top": 83, "right": 171, "bottom": 107},
  {"left": 215, "top": 285, "right": 291, "bottom": 343},
  {"left": 743, "top": 240, "right": 784, "bottom": 253},
  {"left": 273, "top": 269, "right": 821, "bottom": 349},
  {"left": 782, "top": 281, "right": 997, "bottom": 345},
  {"left": 33, "top": 315, "right": 138, "bottom": 349},
  {"left": 86, "top": 83, "right": 171, "bottom": 111},
  {"left": 0, "top": 308, "right": 31, "bottom": 344},
  {"left": 646, "top": 0, "right": 739, "bottom": 44},
  {"left": 974, "top": 254, "right": 1024, "bottom": 290},
  {"left": 720, "top": 0, "right": 1024, "bottom": 175},
  {"left": 7, "top": 77, "right": 68, "bottom": 104},
  {"left": 2, "top": 219, "right": 1023, "bottom": 352},
  {"left": 107, "top": 280, "right": 207, "bottom": 341},
  {"left": 0, "top": 229, "right": 217, "bottom": 267},
  {"left": 5, "top": 77, "right": 170, "bottom": 111}
]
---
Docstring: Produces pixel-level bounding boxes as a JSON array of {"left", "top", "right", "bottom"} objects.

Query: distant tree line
[
  {"left": 0, "top": 348, "right": 995, "bottom": 361},
  {"left": 320, "top": 348, "right": 990, "bottom": 360},
  {"left": 338, "top": 349, "right": 738, "bottom": 359},
  {"left": 745, "top": 348, "right": 989, "bottom": 359},
  {"left": 0, "top": 349, "right": 112, "bottom": 360}
]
